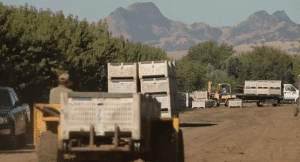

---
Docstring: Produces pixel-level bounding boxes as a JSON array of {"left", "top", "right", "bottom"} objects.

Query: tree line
[
  {"left": 177, "top": 40, "right": 300, "bottom": 93},
  {"left": 1, "top": 3, "right": 300, "bottom": 105},
  {"left": 0, "top": 4, "right": 168, "bottom": 105}
]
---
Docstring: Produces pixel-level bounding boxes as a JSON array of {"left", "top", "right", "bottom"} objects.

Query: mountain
[
  {"left": 105, "top": 2, "right": 300, "bottom": 54},
  {"left": 224, "top": 10, "right": 300, "bottom": 45},
  {"left": 105, "top": 2, "right": 171, "bottom": 43}
]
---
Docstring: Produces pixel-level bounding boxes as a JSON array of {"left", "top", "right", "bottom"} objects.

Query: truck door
[
  {"left": 283, "top": 84, "right": 297, "bottom": 101},
  {"left": 290, "top": 85, "right": 298, "bottom": 102}
]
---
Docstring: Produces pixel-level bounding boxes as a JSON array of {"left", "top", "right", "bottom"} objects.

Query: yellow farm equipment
[
  {"left": 33, "top": 61, "right": 184, "bottom": 162},
  {"left": 33, "top": 104, "right": 61, "bottom": 147},
  {"left": 33, "top": 93, "right": 184, "bottom": 162}
]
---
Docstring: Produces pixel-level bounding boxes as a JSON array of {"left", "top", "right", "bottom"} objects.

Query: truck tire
[
  {"left": 37, "top": 131, "right": 58, "bottom": 162},
  {"left": 294, "top": 106, "right": 298, "bottom": 117},
  {"left": 18, "top": 133, "right": 27, "bottom": 147},
  {"left": 6, "top": 128, "right": 18, "bottom": 149},
  {"left": 152, "top": 128, "right": 177, "bottom": 162},
  {"left": 177, "top": 129, "right": 185, "bottom": 162},
  {"left": 213, "top": 100, "right": 218, "bottom": 108},
  {"left": 256, "top": 102, "right": 262, "bottom": 107}
]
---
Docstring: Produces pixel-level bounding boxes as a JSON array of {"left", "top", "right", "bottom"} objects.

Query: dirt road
[
  {"left": 180, "top": 104, "right": 300, "bottom": 162},
  {"left": 1, "top": 104, "right": 300, "bottom": 162}
]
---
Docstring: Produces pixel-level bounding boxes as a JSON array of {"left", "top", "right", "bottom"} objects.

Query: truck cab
[{"left": 283, "top": 84, "right": 299, "bottom": 103}]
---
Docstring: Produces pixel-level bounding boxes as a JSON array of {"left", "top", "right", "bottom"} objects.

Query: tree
[
  {"left": 0, "top": 4, "right": 169, "bottom": 105},
  {"left": 0, "top": 5, "right": 112, "bottom": 103},
  {"left": 291, "top": 54, "right": 300, "bottom": 88},
  {"left": 176, "top": 40, "right": 235, "bottom": 92},
  {"left": 205, "top": 66, "right": 237, "bottom": 92},
  {"left": 226, "top": 56, "right": 242, "bottom": 80},
  {"left": 176, "top": 59, "right": 206, "bottom": 92},
  {"left": 0, "top": 5, "right": 66, "bottom": 104},
  {"left": 186, "top": 40, "right": 234, "bottom": 69},
  {"left": 238, "top": 46, "right": 294, "bottom": 84}
]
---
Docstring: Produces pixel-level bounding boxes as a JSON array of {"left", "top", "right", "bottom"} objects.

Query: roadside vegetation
[
  {"left": 0, "top": 4, "right": 167, "bottom": 105},
  {"left": 1, "top": 3, "right": 300, "bottom": 105},
  {"left": 177, "top": 40, "right": 300, "bottom": 92}
]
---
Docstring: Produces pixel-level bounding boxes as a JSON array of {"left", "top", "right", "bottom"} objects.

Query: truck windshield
[
  {"left": 0, "top": 89, "right": 12, "bottom": 107},
  {"left": 285, "top": 85, "right": 296, "bottom": 92}
]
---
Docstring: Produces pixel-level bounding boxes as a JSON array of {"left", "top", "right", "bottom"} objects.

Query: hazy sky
[{"left": 1, "top": 0, "right": 300, "bottom": 27}]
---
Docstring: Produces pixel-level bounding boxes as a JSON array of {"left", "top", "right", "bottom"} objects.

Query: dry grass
[
  {"left": 167, "top": 50, "right": 188, "bottom": 60},
  {"left": 234, "top": 41, "right": 299, "bottom": 55}
]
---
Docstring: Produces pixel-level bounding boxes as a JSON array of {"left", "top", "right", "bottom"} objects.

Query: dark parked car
[{"left": 0, "top": 87, "right": 30, "bottom": 149}]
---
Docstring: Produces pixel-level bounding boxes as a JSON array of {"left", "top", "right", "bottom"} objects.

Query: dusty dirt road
[
  {"left": 180, "top": 104, "right": 300, "bottom": 162},
  {"left": 1, "top": 104, "right": 300, "bottom": 162}
]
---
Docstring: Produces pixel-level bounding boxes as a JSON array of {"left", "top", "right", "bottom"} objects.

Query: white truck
[
  {"left": 236, "top": 80, "right": 299, "bottom": 106},
  {"left": 282, "top": 84, "right": 299, "bottom": 104}
]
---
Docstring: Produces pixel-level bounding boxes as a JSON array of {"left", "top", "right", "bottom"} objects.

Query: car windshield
[{"left": 0, "top": 89, "right": 12, "bottom": 107}]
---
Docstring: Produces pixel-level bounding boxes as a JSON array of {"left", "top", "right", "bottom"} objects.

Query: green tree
[
  {"left": 0, "top": 5, "right": 66, "bottom": 104},
  {"left": 291, "top": 54, "right": 300, "bottom": 88},
  {"left": 225, "top": 56, "right": 242, "bottom": 80},
  {"left": 238, "top": 46, "right": 294, "bottom": 84},
  {"left": 187, "top": 40, "right": 234, "bottom": 69},
  {"left": 0, "top": 3, "right": 173, "bottom": 105},
  {"left": 176, "top": 59, "right": 206, "bottom": 92},
  {"left": 205, "top": 65, "right": 237, "bottom": 92},
  {"left": 176, "top": 40, "right": 235, "bottom": 92}
]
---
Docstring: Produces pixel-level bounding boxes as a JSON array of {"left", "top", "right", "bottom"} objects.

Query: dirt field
[
  {"left": 180, "top": 104, "right": 300, "bottom": 162},
  {"left": 1, "top": 104, "right": 300, "bottom": 162}
]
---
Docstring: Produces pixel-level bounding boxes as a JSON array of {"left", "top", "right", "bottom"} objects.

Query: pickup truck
[{"left": 0, "top": 87, "right": 30, "bottom": 149}]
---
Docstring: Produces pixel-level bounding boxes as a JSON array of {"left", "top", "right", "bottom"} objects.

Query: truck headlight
[{"left": 0, "top": 117, "right": 9, "bottom": 124}]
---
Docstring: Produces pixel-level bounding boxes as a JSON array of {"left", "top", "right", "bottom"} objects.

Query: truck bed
[
  {"left": 236, "top": 94, "right": 281, "bottom": 102},
  {"left": 60, "top": 92, "right": 161, "bottom": 141}
]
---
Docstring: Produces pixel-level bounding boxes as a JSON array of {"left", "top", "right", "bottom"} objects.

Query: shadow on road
[
  {"left": 180, "top": 122, "right": 217, "bottom": 127},
  {"left": 0, "top": 133, "right": 35, "bottom": 153},
  {"left": 0, "top": 145, "right": 35, "bottom": 153}
]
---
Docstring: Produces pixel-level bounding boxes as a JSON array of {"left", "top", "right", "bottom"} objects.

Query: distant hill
[{"left": 105, "top": 2, "right": 300, "bottom": 59}]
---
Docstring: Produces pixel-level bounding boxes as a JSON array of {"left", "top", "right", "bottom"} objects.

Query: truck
[
  {"left": 33, "top": 61, "right": 184, "bottom": 162},
  {"left": 236, "top": 80, "right": 299, "bottom": 106},
  {"left": 0, "top": 87, "right": 30, "bottom": 149}
]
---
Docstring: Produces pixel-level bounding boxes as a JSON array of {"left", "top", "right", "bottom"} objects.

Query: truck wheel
[
  {"left": 177, "top": 129, "right": 185, "bottom": 162},
  {"left": 18, "top": 133, "right": 27, "bottom": 147},
  {"left": 256, "top": 102, "right": 262, "bottom": 107},
  {"left": 152, "top": 128, "right": 177, "bottom": 162},
  {"left": 294, "top": 106, "right": 298, "bottom": 117},
  {"left": 37, "top": 131, "right": 58, "bottom": 162},
  {"left": 6, "top": 128, "right": 18, "bottom": 149},
  {"left": 213, "top": 100, "right": 218, "bottom": 108}
]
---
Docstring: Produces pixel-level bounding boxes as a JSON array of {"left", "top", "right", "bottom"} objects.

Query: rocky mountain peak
[
  {"left": 272, "top": 10, "right": 292, "bottom": 22},
  {"left": 190, "top": 22, "right": 210, "bottom": 29},
  {"left": 253, "top": 10, "right": 269, "bottom": 16},
  {"left": 248, "top": 10, "right": 272, "bottom": 22},
  {"left": 126, "top": 2, "right": 162, "bottom": 15},
  {"left": 110, "top": 6, "right": 128, "bottom": 16},
  {"left": 105, "top": 3, "right": 300, "bottom": 53}
]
